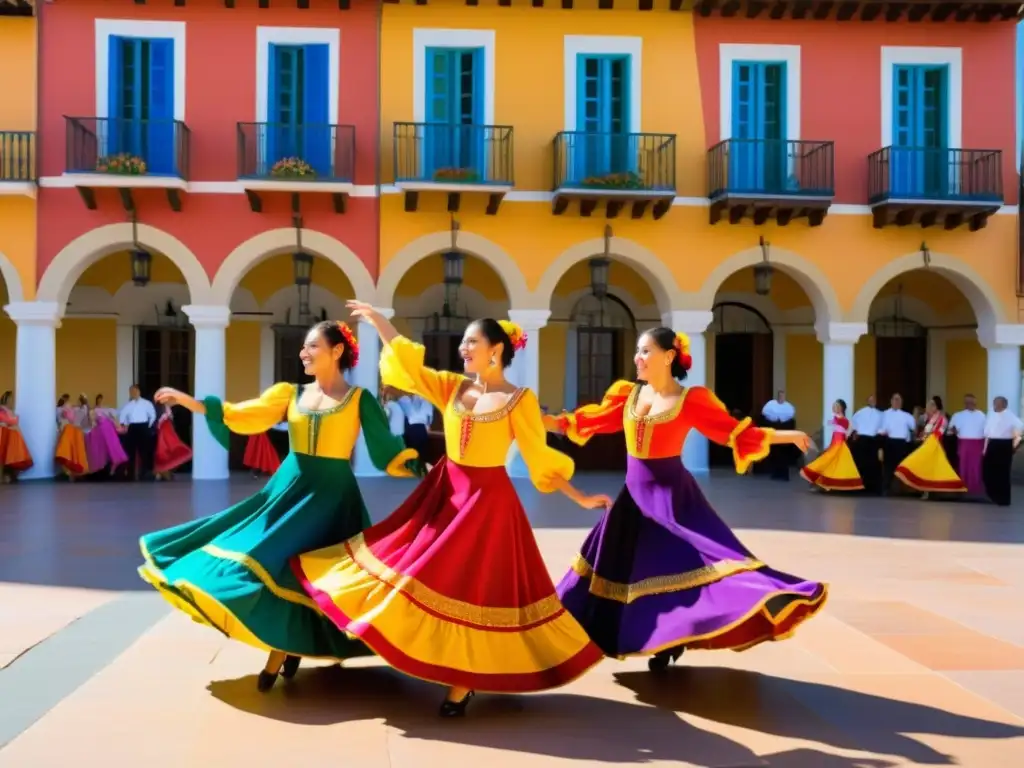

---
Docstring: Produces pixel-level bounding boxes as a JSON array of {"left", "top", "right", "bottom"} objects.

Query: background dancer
[{"left": 801, "top": 399, "right": 863, "bottom": 492}]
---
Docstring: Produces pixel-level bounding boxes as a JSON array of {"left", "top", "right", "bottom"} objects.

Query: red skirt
[
  {"left": 243, "top": 432, "right": 281, "bottom": 475},
  {"left": 293, "top": 457, "right": 603, "bottom": 693},
  {"left": 154, "top": 419, "right": 192, "bottom": 473}
]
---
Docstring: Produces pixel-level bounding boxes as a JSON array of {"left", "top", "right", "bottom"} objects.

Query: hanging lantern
[
  {"left": 293, "top": 252, "right": 314, "bottom": 287},
  {"left": 589, "top": 257, "right": 610, "bottom": 299},
  {"left": 131, "top": 249, "right": 151, "bottom": 287},
  {"left": 754, "top": 236, "right": 772, "bottom": 296},
  {"left": 443, "top": 251, "right": 464, "bottom": 286}
]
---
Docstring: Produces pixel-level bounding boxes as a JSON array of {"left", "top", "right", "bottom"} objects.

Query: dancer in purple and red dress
[{"left": 545, "top": 326, "right": 827, "bottom": 671}]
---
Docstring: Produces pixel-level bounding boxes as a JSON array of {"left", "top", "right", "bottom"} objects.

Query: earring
[{"left": 490, "top": 356, "right": 496, "bottom": 367}]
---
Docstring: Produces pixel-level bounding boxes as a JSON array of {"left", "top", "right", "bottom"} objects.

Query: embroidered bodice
[{"left": 923, "top": 413, "right": 947, "bottom": 437}]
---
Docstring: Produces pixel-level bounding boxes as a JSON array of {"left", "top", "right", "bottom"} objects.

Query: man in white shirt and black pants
[
  {"left": 878, "top": 392, "right": 917, "bottom": 495},
  {"left": 849, "top": 395, "right": 883, "bottom": 494},
  {"left": 983, "top": 396, "right": 1023, "bottom": 506},
  {"left": 119, "top": 384, "right": 157, "bottom": 481},
  {"left": 399, "top": 392, "right": 434, "bottom": 469},
  {"left": 761, "top": 391, "right": 796, "bottom": 481}
]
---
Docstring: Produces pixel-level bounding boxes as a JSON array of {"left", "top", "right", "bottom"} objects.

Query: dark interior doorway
[{"left": 875, "top": 335, "right": 927, "bottom": 412}]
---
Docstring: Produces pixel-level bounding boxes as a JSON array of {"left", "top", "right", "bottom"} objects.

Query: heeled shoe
[
  {"left": 438, "top": 690, "right": 475, "bottom": 718},
  {"left": 281, "top": 655, "right": 301, "bottom": 679},
  {"left": 647, "top": 647, "right": 685, "bottom": 673},
  {"left": 256, "top": 670, "right": 278, "bottom": 692}
]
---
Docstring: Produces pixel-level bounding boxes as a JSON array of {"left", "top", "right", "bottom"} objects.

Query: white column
[
  {"left": 259, "top": 323, "right": 275, "bottom": 392},
  {"left": 663, "top": 309, "right": 713, "bottom": 474},
  {"left": 352, "top": 308, "right": 392, "bottom": 477},
  {"left": 772, "top": 330, "right": 787, "bottom": 393},
  {"left": 505, "top": 309, "right": 551, "bottom": 478},
  {"left": 818, "top": 322, "right": 864, "bottom": 444},
  {"left": 563, "top": 326, "right": 578, "bottom": 411},
  {"left": 979, "top": 324, "right": 1024, "bottom": 414},
  {"left": 115, "top": 324, "right": 135, "bottom": 408},
  {"left": 4, "top": 301, "right": 61, "bottom": 479},
  {"left": 183, "top": 304, "right": 231, "bottom": 481}
]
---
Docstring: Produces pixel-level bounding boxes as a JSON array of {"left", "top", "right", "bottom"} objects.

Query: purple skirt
[
  {"left": 85, "top": 418, "right": 128, "bottom": 474},
  {"left": 556, "top": 455, "right": 827, "bottom": 658}
]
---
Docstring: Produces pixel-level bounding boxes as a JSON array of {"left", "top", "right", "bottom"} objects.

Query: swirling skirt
[{"left": 895, "top": 433, "right": 967, "bottom": 493}]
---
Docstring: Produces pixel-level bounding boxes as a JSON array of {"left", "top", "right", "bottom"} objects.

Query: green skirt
[{"left": 139, "top": 452, "right": 373, "bottom": 660}]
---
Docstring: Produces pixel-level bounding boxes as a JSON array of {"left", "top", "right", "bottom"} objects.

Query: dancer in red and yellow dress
[
  {"left": 800, "top": 399, "right": 864, "bottom": 492},
  {"left": 895, "top": 395, "right": 966, "bottom": 495},
  {"left": 154, "top": 404, "right": 193, "bottom": 480},
  {"left": 0, "top": 391, "right": 34, "bottom": 482},
  {"left": 293, "top": 302, "right": 611, "bottom": 718}
]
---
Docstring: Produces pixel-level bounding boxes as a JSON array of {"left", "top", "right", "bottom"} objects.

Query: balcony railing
[
  {"left": 393, "top": 122, "right": 514, "bottom": 186},
  {"left": 868, "top": 147, "right": 1003, "bottom": 204},
  {"left": 554, "top": 131, "right": 675, "bottom": 193},
  {"left": 65, "top": 117, "right": 190, "bottom": 179},
  {"left": 0, "top": 131, "right": 35, "bottom": 181},
  {"left": 707, "top": 139, "right": 834, "bottom": 199},
  {"left": 237, "top": 122, "right": 355, "bottom": 182}
]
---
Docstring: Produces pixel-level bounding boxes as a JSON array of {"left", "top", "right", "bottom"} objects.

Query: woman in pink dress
[{"left": 85, "top": 393, "right": 129, "bottom": 476}]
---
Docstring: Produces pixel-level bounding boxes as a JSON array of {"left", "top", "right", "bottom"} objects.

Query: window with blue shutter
[
  {"left": 107, "top": 36, "right": 175, "bottom": 175},
  {"left": 891, "top": 64, "right": 948, "bottom": 198},
  {"left": 729, "top": 61, "right": 786, "bottom": 193},
  {"left": 571, "top": 54, "right": 631, "bottom": 186},
  {"left": 266, "top": 43, "right": 331, "bottom": 177},
  {"left": 423, "top": 47, "right": 483, "bottom": 181}
]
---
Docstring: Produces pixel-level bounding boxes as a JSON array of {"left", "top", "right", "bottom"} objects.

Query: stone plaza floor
[{"left": 2, "top": 471, "right": 1024, "bottom": 767}]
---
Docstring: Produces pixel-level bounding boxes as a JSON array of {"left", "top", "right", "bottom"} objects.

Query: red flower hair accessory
[
  {"left": 336, "top": 320, "right": 360, "bottom": 367},
  {"left": 498, "top": 320, "right": 528, "bottom": 351},
  {"left": 672, "top": 331, "right": 692, "bottom": 372}
]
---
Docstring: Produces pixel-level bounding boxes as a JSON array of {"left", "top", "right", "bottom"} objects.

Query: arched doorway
[
  {"left": 872, "top": 284, "right": 927, "bottom": 413},
  {"left": 571, "top": 292, "right": 637, "bottom": 407}
]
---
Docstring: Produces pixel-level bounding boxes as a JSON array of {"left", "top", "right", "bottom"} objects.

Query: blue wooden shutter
[
  {"left": 105, "top": 36, "right": 125, "bottom": 164},
  {"left": 146, "top": 38, "right": 175, "bottom": 175},
  {"left": 424, "top": 47, "right": 455, "bottom": 179},
  {"left": 302, "top": 43, "right": 331, "bottom": 177},
  {"left": 574, "top": 55, "right": 599, "bottom": 184},
  {"left": 268, "top": 44, "right": 302, "bottom": 171},
  {"left": 730, "top": 61, "right": 755, "bottom": 191}
]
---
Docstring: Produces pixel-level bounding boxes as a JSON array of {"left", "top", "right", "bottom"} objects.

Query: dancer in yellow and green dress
[{"left": 138, "top": 320, "right": 420, "bottom": 691}]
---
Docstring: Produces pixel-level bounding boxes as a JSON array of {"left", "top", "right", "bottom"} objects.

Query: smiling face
[
  {"left": 634, "top": 332, "right": 673, "bottom": 381},
  {"left": 458, "top": 323, "right": 500, "bottom": 375},
  {"left": 299, "top": 328, "right": 342, "bottom": 378}
]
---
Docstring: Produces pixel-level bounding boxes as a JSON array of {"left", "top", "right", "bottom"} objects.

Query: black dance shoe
[
  {"left": 647, "top": 647, "right": 685, "bottom": 673},
  {"left": 438, "top": 690, "right": 475, "bottom": 718},
  {"left": 281, "top": 655, "right": 301, "bottom": 679},
  {"left": 256, "top": 670, "right": 278, "bottom": 692}
]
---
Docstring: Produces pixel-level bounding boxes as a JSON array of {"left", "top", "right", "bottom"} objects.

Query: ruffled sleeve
[
  {"left": 0, "top": 409, "right": 17, "bottom": 427},
  {"left": 682, "top": 386, "right": 773, "bottom": 475},
  {"left": 202, "top": 383, "right": 295, "bottom": 451},
  {"left": 379, "top": 336, "right": 465, "bottom": 412},
  {"left": 356, "top": 389, "right": 421, "bottom": 478},
  {"left": 511, "top": 388, "right": 575, "bottom": 493},
  {"left": 544, "top": 380, "right": 634, "bottom": 446}
]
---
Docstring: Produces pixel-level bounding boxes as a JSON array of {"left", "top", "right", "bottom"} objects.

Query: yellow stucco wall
[
  {"left": 785, "top": 335, "right": 823, "bottom": 429},
  {"left": 946, "top": 339, "right": 987, "bottom": 405},
  {"left": 226, "top": 322, "right": 261, "bottom": 402},
  {"left": 55, "top": 319, "right": 117, "bottom": 401},
  {"left": 0, "top": 281, "right": 13, "bottom": 396}
]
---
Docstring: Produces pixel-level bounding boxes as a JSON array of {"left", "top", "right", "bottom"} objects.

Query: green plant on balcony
[
  {"left": 433, "top": 167, "right": 480, "bottom": 183},
  {"left": 96, "top": 153, "right": 147, "bottom": 175},
  {"left": 580, "top": 171, "right": 645, "bottom": 190},
  {"left": 271, "top": 157, "right": 316, "bottom": 179}
]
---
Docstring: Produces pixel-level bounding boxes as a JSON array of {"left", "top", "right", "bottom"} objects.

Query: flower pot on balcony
[
  {"left": 271, "top": 157, "right": 317, "bottom": 179},
  {"left": 432, "top": 167, "right": 480, "bottom": 184},
  {"left": 96, "top": 153, "right": 148, "bottom": 175},
  {"left": 580, "top": 172, "right": 645, "bottom": 190}
]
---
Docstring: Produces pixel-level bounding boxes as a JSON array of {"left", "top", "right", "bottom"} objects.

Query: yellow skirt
[
  {"left": 55, "top": 425, "right": 89, "bottom": 476},
  {"left": 895, "top": 433, "right": 966, "bottom": 493},
  {"left": 800, "top": 439, "right": 863, "bottom": 491}
]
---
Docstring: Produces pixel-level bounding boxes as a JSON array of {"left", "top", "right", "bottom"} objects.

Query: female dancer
[
  {"left": 55, "top": 394, "right": 89, "bottom": 479},
  {"left": 138, "top": 320, "right": 420, "bottom": 691},
  {"left": 800, "top": 399, "right": 863, "bottom": 492},
  {"left": 544, "top": 327, "right": 827, "bottom": 671},
  {"left": 895, "top": 395, "right": 966, "bottom": 497},
  {"left": 153, "top": 403, "right": 192, "bottom": 480},
  {"left": 85, "top": 395, "right": 129, "bottom": 477},
  {"left": 293, "top": 302, "right": 611, "bottom": 718},
  {"left": 0, "top": 391, "right": 33, "bottom": 482}
]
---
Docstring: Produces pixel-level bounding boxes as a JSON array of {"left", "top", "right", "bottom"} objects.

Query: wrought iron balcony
[
  {"left": 0, "top": 131, "right": 35, "bottom": 182},
  {"left": 237, "top": 122, "right": 355, "bottom": 183},
  {"left": 707, "top": 138, "right": 834, "bottom": 227},
  {"left": 868, "top": 147, "right": 1003, "bottom": 230},
  {"left": 552, "top": 131, "right": 675, "bottom": 219},
  {"left": 65, "top": 116, "right": 190, "bottom": 179},
  {"left": 393, "top": 122, "right": 514, "bottom": 214}
]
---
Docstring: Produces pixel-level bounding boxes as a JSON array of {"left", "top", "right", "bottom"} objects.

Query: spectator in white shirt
[
  {"left": 982, "top": 396, "right": 1024, "bottom": 506},
  {"left": 849, "top": 394, "right": 883, "bottom": 494},
  {"left": 948, "top": 393, "right": 987, "bottom": 496},
  {"left": 878, "top": 392, "right": 917, "bottom": 495},
  {"left": 761, "top": 390, "right": 797, "bottom": 481},
  {"left": 381, "top": 387, "right": 406, "bottom": 438},
  {"left": 119, "top": 384, "right": 157, "bottom": 481},
  {"left": 399, "top": 391, "right": 434, "bottom": 467}
]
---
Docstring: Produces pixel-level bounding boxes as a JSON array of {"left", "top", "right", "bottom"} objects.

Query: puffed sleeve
[
  {"left": 511, "top": 389, "right": 575, "bottom": 493},
  {"left": 0, "top": 409, "right": 17, "bottom": 427},
  {"left": 682, "top": 386, "right": 773, "bottom": 475},
  {"left": 202, "top": 382, "right": 295, "bottom": 451},
  {"left": 379, "top": 336, "right": 465, "bottom": 412},
  {"left": 356, "top": 389, "right": 421, "bottom": 478},
  {"left": 543, "top": 380, "right": 634, "bottom": 446}
]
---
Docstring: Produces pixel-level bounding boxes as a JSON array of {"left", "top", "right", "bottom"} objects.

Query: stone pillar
[
  {"left": 4, "top": 301, "right": 61, "bottom": 479},
  {"left": 184, "top": 304, "right": 231, "bottom": 481},
  {"left": 505, "top": 309, "right": 551, "bottom": 478},
  {"left": 662, "top": 309, "right": 713, "bottom": 474},
  {"left": 352, "top": 308, "right": 393, "bottom": 477},
  {"left": 979, "top": 324, "right": 1024, "bottom": 415},
  {"left": 115, "top": 324, "right": 135, "bottom": 408},
  {"left": 817, "top": 322, "right": 865, "bottom": 444}
]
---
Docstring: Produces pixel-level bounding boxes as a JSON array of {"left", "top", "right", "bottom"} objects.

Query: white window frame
[
  {"left": 718, "top": 43, "right": 801, "bottom": 142},
  {"left": 563, "top": 35, "right": 642, "bottom": 133},
  {"left": 880, "top": 46, "right": 962, "bottom": 148},
  {"left": 412, "top": 28, "right": 496, "bottom": 125},
  {"left": 256, "top": 26, "right": 341, "bottom": 126},
  {"left": 95, "top": 19, "right": 187, "bottom": 121}
]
